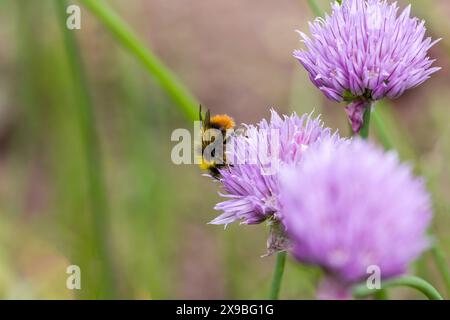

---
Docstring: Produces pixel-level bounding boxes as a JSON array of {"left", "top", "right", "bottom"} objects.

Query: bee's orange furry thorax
[{"left": 210, "top": 115, "right": 235, "bottom": 130}]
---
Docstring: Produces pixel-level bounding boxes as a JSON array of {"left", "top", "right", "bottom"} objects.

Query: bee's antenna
[
  {"left": 199, "top": 104, "right": 203, "bottom": 122},
  {"left": 205, "top": 109, "right": 211, "bottom": 129}
]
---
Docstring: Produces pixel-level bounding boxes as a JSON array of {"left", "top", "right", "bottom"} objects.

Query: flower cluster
[
  {"left": 280, "top": 139, "right": 432, "bottom": 292},
  {"left": 210, "top": 109, "right": 339, "bottom": 226},
  {"left": 294, "top": 0, "right": 440, "bottom": 132},
  {"left": 209, "top": 110, "right": 342, "bottom": 254}
]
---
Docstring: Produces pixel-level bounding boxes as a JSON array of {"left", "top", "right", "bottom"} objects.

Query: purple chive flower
[
  {"left": 280, "top": 139, "right": 432, "bottom": 297},
  {"left": 210, "top": 109, "right": 339, "bottom": 226},
  {"left": 294, "top": 0, "right": 441, "bottom": 132}
]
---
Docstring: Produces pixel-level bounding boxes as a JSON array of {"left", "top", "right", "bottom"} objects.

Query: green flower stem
[
  {"left": 374, "top": 289, "right": 389, "bottom": 300},
  {"left": 353, "top": 275, "right": 444, "bottom": 300},
  {"left": 358, "top": 105, "right": 372, "bottom": 139},
  {"left": 371, "top": 107, "right": 394, "bottom": 149},
  {"left": 56, "top": 0, "right": 116, "bottom": 298},
  {"left": 431, "top": 243, "right": 450, "bottom": 297},
  {"left": 269, "top": 251, "right": 287, "bottom": 300},
  {"left": 306, "top": 0, "right": 322, "bottom": 16},
  {"left": 79, "top": 0, "right": 199, "bottom": 121}
]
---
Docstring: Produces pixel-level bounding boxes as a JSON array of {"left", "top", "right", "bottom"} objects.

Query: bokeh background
[{"left": 0, "top": 0, "right": 449, "bottom": 299}]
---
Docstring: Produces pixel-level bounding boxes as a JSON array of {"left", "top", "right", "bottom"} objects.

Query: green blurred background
[{"left": 0, "top": 0, "right": 448, "bottom": 299}]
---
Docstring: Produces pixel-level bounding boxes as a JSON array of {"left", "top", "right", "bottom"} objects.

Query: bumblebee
[{"left": 198, "top": 105, "right": 235, "bottom": 178}]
